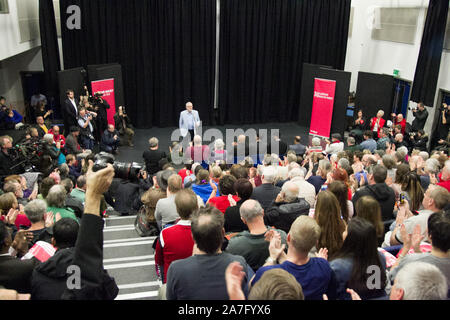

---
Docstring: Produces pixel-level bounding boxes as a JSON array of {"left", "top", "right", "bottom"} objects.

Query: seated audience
[
  {"left": 155, "top": 173, "right": 182, "bottom": 229},
  {"left": 191, "top": 169, "right": 217, "bottom": 204},
  {"left": 325, "top": 133, "right": 344, "bottom": 155},
  {"left": 225, "top": 200, "right": 287, "bottom": 272},
  {"left": 251, "top": 166, "right": 281, "bottom": 211},
  {"left": 329, "top": 217, "right": 387, "bottom": 300},
  {"left": 264, "top": 181, "right": 310, "bottom": 233},
  {"left": 359, "top": 131, "right": 377, "bottom": 153},
  {"left": 45, "top": 185, "right": 78, "bottom": 223},
  {"left": 207, "top": 175, "right": 239, "bottom": 213},
  {"left": 289, "top": 136, "right": 306, "bottom": 157},
  {"left": 143, "top": 137, "right": 167, "bottom": 176},
  {"left": 224, "top": 179, "right": 252, "bottom": 233},
  {"left": 166, "top": 206, "right": 252, "bottom": 300},
  {"left": 354, "top": 196, "right": 384, "bottom": 246},
  {"left": 289, "top": 168, "right": 316, "bottom": 209},
  {"left": 352, "top": 165, "right": 396, "bottom": 223},
  {"left": 251, "top": 215, "right": 337, "bottom": 300}
]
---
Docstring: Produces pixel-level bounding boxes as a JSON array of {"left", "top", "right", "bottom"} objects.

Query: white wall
[
  {"left": 0, "top": 0, "right": 44, "bottom": 115},
  {"left": 345, "top": 0, "right": 450, "bottom": 137},
  {"left": 0, "top": 47, "right": 44, "bottom": 115},
  {"left": 0, "top": 0, "right": 41, "bottom": 61}
]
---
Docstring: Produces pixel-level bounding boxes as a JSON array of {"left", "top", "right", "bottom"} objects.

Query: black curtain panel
[
  {"left": 60, "top": 0, "right": 216, "bottom": 128},
  {"left": 218, "top": 0, "right": 351, "bottom": 125},
  {"left": 39, "top": 0, "right": 61, "bottom": 105},
  {"left": 410, "top": 0, "right": 449, "bottom": 107}
]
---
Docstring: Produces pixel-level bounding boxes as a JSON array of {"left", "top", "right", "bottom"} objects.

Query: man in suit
[
  {"left": 179, "top": 102, "right": 201, "bottom": 142},
  {"left": 411, "top": 102, "right": 428, "bottom": 132},
  {"left": 62, "top": 89, "right": 79, "bottom": 136},
  {"left": 288, "top": 136, "right": 306, "bottom": 156},
  {"left": 0, "top": 220, "right": 37, "bottom": 293},
  {"left": 251, "top": 166, "right": 281, "bottom": 211}
]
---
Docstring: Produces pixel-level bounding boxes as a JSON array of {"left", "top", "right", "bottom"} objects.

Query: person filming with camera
[
  {"left": 114, "top": 106, "right": 135, "bottom": 147},
  {"left": 92, "top": 92, "right": 110, "bottom": 139},
  {"left": 437, "top": 103, "right": 450, "bottom": 141},
  {"left": 77, "top": 107, "right": 96, "bottom": 151},
  {"left": 411, "top": 102, "right": 428, "bottom": 132}
]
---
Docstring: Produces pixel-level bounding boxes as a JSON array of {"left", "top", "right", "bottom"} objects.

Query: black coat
[
  {"left": 113, "top": 180, "right": 141, "bottom": 215},
  {"left": 61, "top": 214, "right": 119, "bottom": 300},
  {"left": 264, "top": 198, "right": 310, "bottom": 233},
  {"left": 62, "top": 98, "right": 79, "bottom": 134},
  {"left": 251, "top": 183, "right": 281, "bottom": 211},
  {"left": 352, "top": 183, "right": 396, "bottom": 222},
  {"left": 0, "top": 150, "right": 18, "bottom": 176},
  {"left": 0, "top": 255, "right": 37, "bottom": 293},
  {"left": 411, "top": 109, "right": 428, "bottom": 131},
  {"left": 224, "top": 199, "right": 249, "bottom": 233}
]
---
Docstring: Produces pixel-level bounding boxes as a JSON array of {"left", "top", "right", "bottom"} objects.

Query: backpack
[{"left": 134, "top": 205, "right": 159, "bottom": 237}]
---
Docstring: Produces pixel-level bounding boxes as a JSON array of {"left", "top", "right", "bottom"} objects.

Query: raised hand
[
  {"left": 346, "top": 288, "right": 362, "bottom": 300},
  {"left": 411, "top": 224, "right": 424, "bottom": 253},
  {"left": 316, "top": 248, "right": 328, "bottom": 260},
  {"left": 225, "top": 262, "right": 246, "bottom": 300}
]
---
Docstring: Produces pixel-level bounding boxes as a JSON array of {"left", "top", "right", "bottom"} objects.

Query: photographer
[
  {"left": 410, "top": 130, "right": 428, "bottom": 152},
  {"left": 77, "top": 108, "right": 96, "bottom": 151},
  {"left": 437, "top": 103, "right": 450, "bottom": 141},
  {"left": 411, "top": 102, "right": 428, "bottom": 132},
  {"left": 0, "top": 135, "right": 22, "bottom": 176},
  {"left": 91, "top": 93, "right": 109, "bottom": 140},
  {"left": 114, "top": 106, "right": 134, "bottom": 147},
  {"left": 100, "top": 124, "right": 120, "bottom": 154}
]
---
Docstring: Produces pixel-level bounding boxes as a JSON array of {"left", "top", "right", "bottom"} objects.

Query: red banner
[
  {"left": 91, "top": 79, "right": 116, "bottom": 125},
  {"left": 309, "top": 78, "right": 336, "bottom": 138}
]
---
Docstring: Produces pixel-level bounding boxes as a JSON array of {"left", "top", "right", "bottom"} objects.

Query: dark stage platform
[{"left": 114, "top": 122, "right": 310, "bottom": 164}]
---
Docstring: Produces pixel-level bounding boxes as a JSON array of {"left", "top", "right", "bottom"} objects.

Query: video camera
[
  {"left": 9, "top": 139, "right": 45, "bottom": 172},
  {"left": 92, "top": 152, "right": 145, "bottom": 181},
  {"left": 88, "top": 92, "right": 104, "bottom": 106}
]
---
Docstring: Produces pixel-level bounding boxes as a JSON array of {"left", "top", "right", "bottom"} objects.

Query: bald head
[
  {"left": 240, "top": 199, "right": 264, "bottom": 223},
  {"left": 107, "top": 124, "right": 115, "bottom": 132}
]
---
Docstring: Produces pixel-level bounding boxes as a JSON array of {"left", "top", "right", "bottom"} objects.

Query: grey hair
[
  {"left": 311, "top": 137, "right": 321, "bottom": 147},
  {"left": 193, "top": 135, "right": 202, "bottom": 146},
  {"left": 289, "top": 167, "right": 306, "bottom": 179},
  {"left": 149, "top": 137, "right": 159, "bottom": 148},
  {"left": 395, "top": 262, "right": 448, "bottom": 300},
  {"left": 347, "top": 137, "right": 355, "bottom": 145},
  {"left": 281, "top": 181, "right": 299, "bottom": 202},
  {"left": 58, "top": 163, "right": 69, "bottom": 176},
  {"left": 262, "top": 166, "right": 276, "bottom": 184},
  {"left": 397, "top": 146, "right": 408, "bottom": 156},
  {"left": 214, "top": 138, "right": 224, "bottom": 150},
  {"left": 425, "top": 158, "right": 440, "bottom": 174},
  {"left": 288, "top": 162, "right": 300, "bottom": 172},
  {"left": 46, "top": 184, "right": 67, "bottom": 208},
  {"left": 239, "top": 200, "right": 264, "bottom": 223},
  {"left": 418, "top": 151, "right": 429, "bottom": 161},
  {"left": 43, "top": 134, "right": 55, "bottom": 144},
  {"left": 24, "top": 199, "right": 47, "bottom": 223},
  {"left": 337, "top": 158, "right": 350, "bottom": 170},
  {"left": 263, "top": 154, "right": 273, "bottom": 166}
]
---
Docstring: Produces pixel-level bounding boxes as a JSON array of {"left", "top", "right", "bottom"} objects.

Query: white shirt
[
  {"left": 290, "top": 176, "right": 317, "bottom": 208},
  {"left": 69, "top": 98, "right": 78, "bottom": 114}
]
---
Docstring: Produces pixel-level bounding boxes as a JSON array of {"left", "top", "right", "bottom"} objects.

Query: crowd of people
[{"left": 0, "top": 97, "right": 449, "bottom": 301}]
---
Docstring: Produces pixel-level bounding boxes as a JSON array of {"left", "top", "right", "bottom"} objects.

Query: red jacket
[
  {"left": 394, "top": 119, "right": 406, "bottom": 134},
  {"left": 370, "top": 117, "right": 386, "bottom": 138},
  {"left": 47, "top": 129, "right": 66, "bottom": 148},
  {"left": 208, "top": 195, "right": 240, "bottom": 213},
  {"left": 154, "top": 220, "right": 194, "bottom": 283}
]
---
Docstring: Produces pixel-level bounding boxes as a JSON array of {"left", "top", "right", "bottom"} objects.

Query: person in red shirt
[
  {"left": 391, "top": 113, "right": 406, "bottom": 134},
  {"left": 207, "top": 175, "right": 240, "bottom": 213},
  {"left": 177, "top": 160, "right": 193, "bottom": 184},
  {"left": 0, "top": 192, "right": 31, "bottom": 230},
  {"left": 370, "top": 110, "right": 386, "bottom": 139},
  {"left": 154, "top": 189, "right": 198, "bottom": 283},
  {"left": 434, "top": 161, "right": 450, "bottom": 192}
]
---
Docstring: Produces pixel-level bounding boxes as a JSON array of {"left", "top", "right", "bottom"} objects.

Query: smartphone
[{"left": 399, "top": 193, "right": 406, "bottom": 205}]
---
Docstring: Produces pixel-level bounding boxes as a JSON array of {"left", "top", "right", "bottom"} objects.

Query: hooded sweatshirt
[
  {"left": 31, "top": 247, "right": 118, "bottom": 300},
  {"left": 352, "top": 183, "right": 396, "bottom": 222}
]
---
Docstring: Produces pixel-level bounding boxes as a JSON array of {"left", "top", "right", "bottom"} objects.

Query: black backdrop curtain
[
  {"left": 60, "top": 0, "right": 216, "bottom": 128},
  {"left": 218, "top": 0, "right": 351, "bottom": 125},
  {"left": 410, "top": 0, "right": 449, "bottom": 107},
  {"left": 39, "top": 0, "right": 61, "bottom": 106}
]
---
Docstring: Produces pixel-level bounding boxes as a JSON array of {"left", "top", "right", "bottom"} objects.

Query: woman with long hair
[
  {"left": 328, "top": 181, "right": 352, "bottom": 223},
  {"left": 330, "top": 217, "right": 387, "bottom": 300},
  {"left": 354, "top": 196, "right": 384, "bottom": 245},
  {"left": 400, "top": 171, "right": 424, "bottom": 212},
  {"left": 314, "top": 190, "right": 346, "bottom": 258}
]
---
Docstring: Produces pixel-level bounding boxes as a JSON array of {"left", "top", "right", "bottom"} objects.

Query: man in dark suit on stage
[{"left": 62, "top": 90, "right": 79, "bottom": 136}]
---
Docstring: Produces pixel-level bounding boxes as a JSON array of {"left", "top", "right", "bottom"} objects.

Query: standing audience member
[
  {"left": 143, "top": 137, "right": 167, "bottom": 176},
  {"left": 155, "top": 189, "right": 197, "bottom": 284}
]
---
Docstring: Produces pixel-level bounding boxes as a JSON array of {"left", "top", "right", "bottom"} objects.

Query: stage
[{"left": 114, "top": 122, "right": 311, "bottom": 165}]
